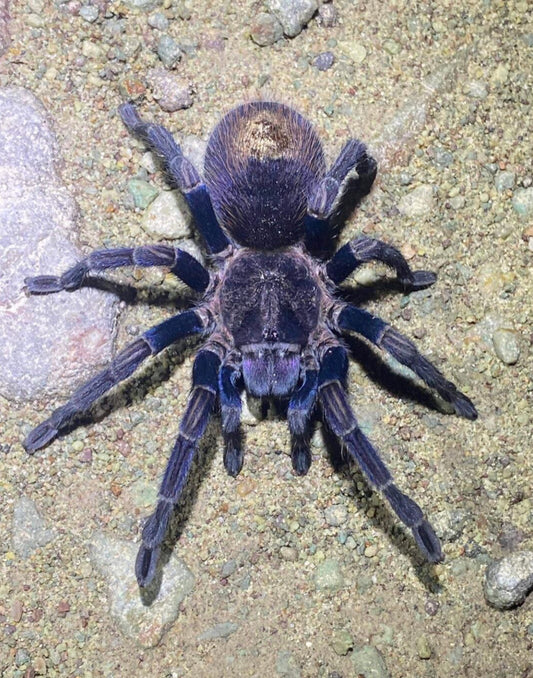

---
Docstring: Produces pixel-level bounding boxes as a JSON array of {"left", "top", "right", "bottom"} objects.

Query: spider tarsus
[
  {"left": 24, "top": 275, "right": 64, "bottom": 294},
  {"left": 223, "top": 436, "right": 243, "bottom": 477},
  {"left": 291, "top": 441, "right": 311, "bottom": 476},
  {"left": 453, "top": 393, "right": 478, "bottom": 421},
  {"left": 23, "top": 420, "right": 59, "bottom": 452},
  {"left": 135, "top": 544, "right": 160, "bottom": 587},
  {"left": 404, "top": 270, "right": 437, "bottom": 290},
  {"left": 412, "top": 520, "right": 444, "bottom": 563}
]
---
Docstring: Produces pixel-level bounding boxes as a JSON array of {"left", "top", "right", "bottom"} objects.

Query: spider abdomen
[{"left": 204, "top": 102, "right": 326, "bottom": 249}]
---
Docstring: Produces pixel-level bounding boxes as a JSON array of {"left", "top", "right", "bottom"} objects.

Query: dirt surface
[{"left": 1, "top": 0, "right": 532, "bottom": 676}]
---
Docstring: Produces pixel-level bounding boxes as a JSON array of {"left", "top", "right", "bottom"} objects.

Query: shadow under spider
[{"left": 321, "top": 426, "right": 443, "bottom": 593}]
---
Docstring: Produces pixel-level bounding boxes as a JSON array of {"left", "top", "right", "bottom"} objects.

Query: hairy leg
[
  {"left": 25, "top": 245, "right": 210, "bottom": 294},
  {"left": 318, "top": 345, "right": 443, "bottom": 562},
  {"left": 23, "top": 309, "right": 207, "bottom": 451},
  {"left": 135, "top": 349, "right": 220, "bottom": 586},
  {"left": 335, "top": 305, "right": 477, "bottom": 419}
]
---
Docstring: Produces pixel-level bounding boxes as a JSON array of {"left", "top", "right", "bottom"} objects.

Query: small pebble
[
  {"left": 141, "top": 189, "right": 192, "bottom": 240},
  {"left": 484, "top": 551, "right": 533, "bottom": 609},
  {"left": 494, "top": 170, "right": 515, "bottom": 192},
  {"left": 148, "top": 12, "right": 169, "bottom": 30},
  {"left": 128, "top": 178, "right": 159, "bottom": 209},
  {"left": 198, "top": 621, "right": 239, "bottom": 641},
  {"left": 398, "top": 184, "right": 435, "bottom": 217},
  {"left": 352, "top": 645, "right": 390, "bottom": 678},
  {"left": 463, "top": 80, "right": 488, "bottom": 98},
  {"left": 313, "top": 51, "right": 335, "bottom": 71},
  {"left": 79, "top": 5, "right": 99, "bottom": 22},
  {"left": 267, "top": 0, "right": 318, "bottom": 38},
  {"left": 492, "top": 328, "right": 520, "bottom": 365},
  {"left": 417, "top": 635, "right": 432, "bottom": 659},
  {"left": 318, "top": 3, "right": 337, "bottom": 27},
  {"left": 313, "top": 558, "right": 345, "bottom": 591},
  {"left": 512, "top": 187, "right": 533, "bottom": 218},
  {"left": 324, "top": 503, "right": 348, "bottom": 527},
  {"left": 157, "top": 34, "right": 182, "bottom": 69},
  {"left": 331, "top": 629, "right": 353, "bottom": 656},
  {"left": 250, "top": 12, "right": 283, "bottom": 46}
]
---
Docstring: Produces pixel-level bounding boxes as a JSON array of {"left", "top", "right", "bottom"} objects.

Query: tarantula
[{"left": 24, "top": 101, "right": 477, "bottom": 587}]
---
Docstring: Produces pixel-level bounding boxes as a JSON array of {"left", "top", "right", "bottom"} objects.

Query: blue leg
[
  {"left": 119, "top": 104, "right": 230, "bottom": 254},
  {"left": 219, "top": 362, "right": 243, "bottom": 477},
  {"left": 336, "top": 305, "right": 477, "bottom": 419},
  {"left": 305, "top": 139, "right": 377, "bottom": 254},
  {"left": 287, "top": 368, "right": 318, "bottom": 475},
  {"left": 326, "top": 236, "right": 436, "bottom": 290},
  {"left": 136, "top": 349, "right": 221, "bottom": 587},
  {"left": 25, "top": 245, "right": 210, "bottom": 294},
  {"left": 318, "top": 345, "right": 443, "bottom": 562},
  {"left": 23, "top": 309, "right": 206, "bottom": 452}
]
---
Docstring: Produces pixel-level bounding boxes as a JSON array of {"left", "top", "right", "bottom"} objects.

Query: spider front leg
[
  {"left": 23, "top": 309, "right": 206, "bottom": 452},
  {"left": 136, "top": 348, "right": 220, "bottom": 587},
  {"left": 326, "top": 236, "right": 437, "bottom": 290},
  {"left": 219, "top": 360, "right": 243, "bottom": 477},
  {"left": 25, "top": 245, "right": 210, "bottom": 294},
  {"left": 318, "top": 346, "right": 443, "bottom": 562},
  {"left": 287, "top": 366, "right": 318, "bottom": 475},
  {"left": 304, "top": 139, "right": 377, "bottom": 254},
  {"left": 335, "top": 305, "right": 477, "bottom": 419},
  {"left": 119, "top": 103, "right": 230, "bottom": 255}
]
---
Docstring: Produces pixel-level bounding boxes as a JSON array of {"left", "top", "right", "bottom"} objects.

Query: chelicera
[{"left": 24, "top": 101, "right": 477, "bottom": 586}]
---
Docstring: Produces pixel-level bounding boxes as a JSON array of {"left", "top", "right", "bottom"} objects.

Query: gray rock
[
  {"left": 90, "top": 532, "right": 195, "bottom": 647},
  {"left": 79, "top": 5, "right": 99, "bottom": 22},
  {"left": 313, "top": 558, "right": 345, "bottom": 591},
  {"left": 123, "top": 0, "right": 161, "bottom": 10},
  {"left": 147, "top": 68, "right": 193, "bottom": 112},
  {"left": 197, "top": 621, "right": 239, "bottom": 641},
  {"left": 512, "top": 187, "right": 533, "bottom": 218},
  {"left": 12, "top": 495, "right": 56, "bottom": 558},
  {"left": 0, "top": 87, "right": 116, "bottom": 401},
  {"left": 492, "top": 328, "right": 520, "bottom": 365},
  {"left": 267, "top": 0, "right": 318, "bottom": 37},
  {"left": 157, "top": 34, "right": 182, "bottom": 69},
  {"left": 484, "top": 551, "right": 533, "bottom": 609},
  {"left": 141, "top": 189, "right": 192, "bottom": 240},
  {"left": 250, "top": 12, "right": 284, "bottom": 46},
  {"left": 351, "top": 645, "right": 390, "bottom": 678}
]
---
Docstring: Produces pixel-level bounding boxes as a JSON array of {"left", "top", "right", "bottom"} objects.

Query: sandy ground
[{"left": 1, "top": 0, "right": 532, "bottom": 676}]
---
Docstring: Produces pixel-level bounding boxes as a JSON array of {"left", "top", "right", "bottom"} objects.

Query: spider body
[{"left": 24, "top": 102, "right": 477, "bottom": 587}]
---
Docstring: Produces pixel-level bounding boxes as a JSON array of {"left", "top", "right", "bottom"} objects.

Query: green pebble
[
  {"left": 128, "top": 179, "right": 159, "bottom": 209},
  {"left": 417, "top": 635, "right": 432, "bottom": 659},
  {"left": 331, "top": 629, "right": 353, "bottom": 656}
]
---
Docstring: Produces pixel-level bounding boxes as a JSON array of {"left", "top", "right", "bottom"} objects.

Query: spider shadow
[
  {"left": 321, "top": 426, "right": 442, "bottom": 592},
  {"left": 81, "top": 275, "right": 197, "bottom": 309}
]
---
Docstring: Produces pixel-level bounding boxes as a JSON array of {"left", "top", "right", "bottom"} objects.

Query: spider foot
[
  {"left": 24, "top": 419, "right": 59, "bottom": 452},
  {"left": 291, "top": 437, "right": 312, "bottom": 475},
  {"left": 135, "top": 544, "right": 161, "bottom": 587},
  {"left": 400, "top": 270, "right": 437, "bottom": 290},
  {"left": 412, "top": 519, "right": 444, "bottom": 563},
  {"left": 24, "top": 275, "right": 63, "bottom": 294},
  {"left": 223, "top": 433, "right": 243, "bottom": 477}
]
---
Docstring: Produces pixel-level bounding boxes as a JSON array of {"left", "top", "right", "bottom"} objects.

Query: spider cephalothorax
[{"left": 24, "top": 101, "right": 477, "bottom": 587}]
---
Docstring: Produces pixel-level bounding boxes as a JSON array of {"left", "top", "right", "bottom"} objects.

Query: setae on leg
[
  {"left": 136, "top": 349, "right": 221, "bottom": 586},
  {"left": 24, "top": 245, "right": 210, "bottom": 294},
  {"left": 325, "top": 235, "right": 436, "bottom": 290},
  {"left": 335, "top": 305, "right": 477, "bottom": 419},
  {"left": 23, "top": 309, "right": 206, "bottom": 452},
  {"left": 317, "top": 345, "right": 443, "bottom": 562}
]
